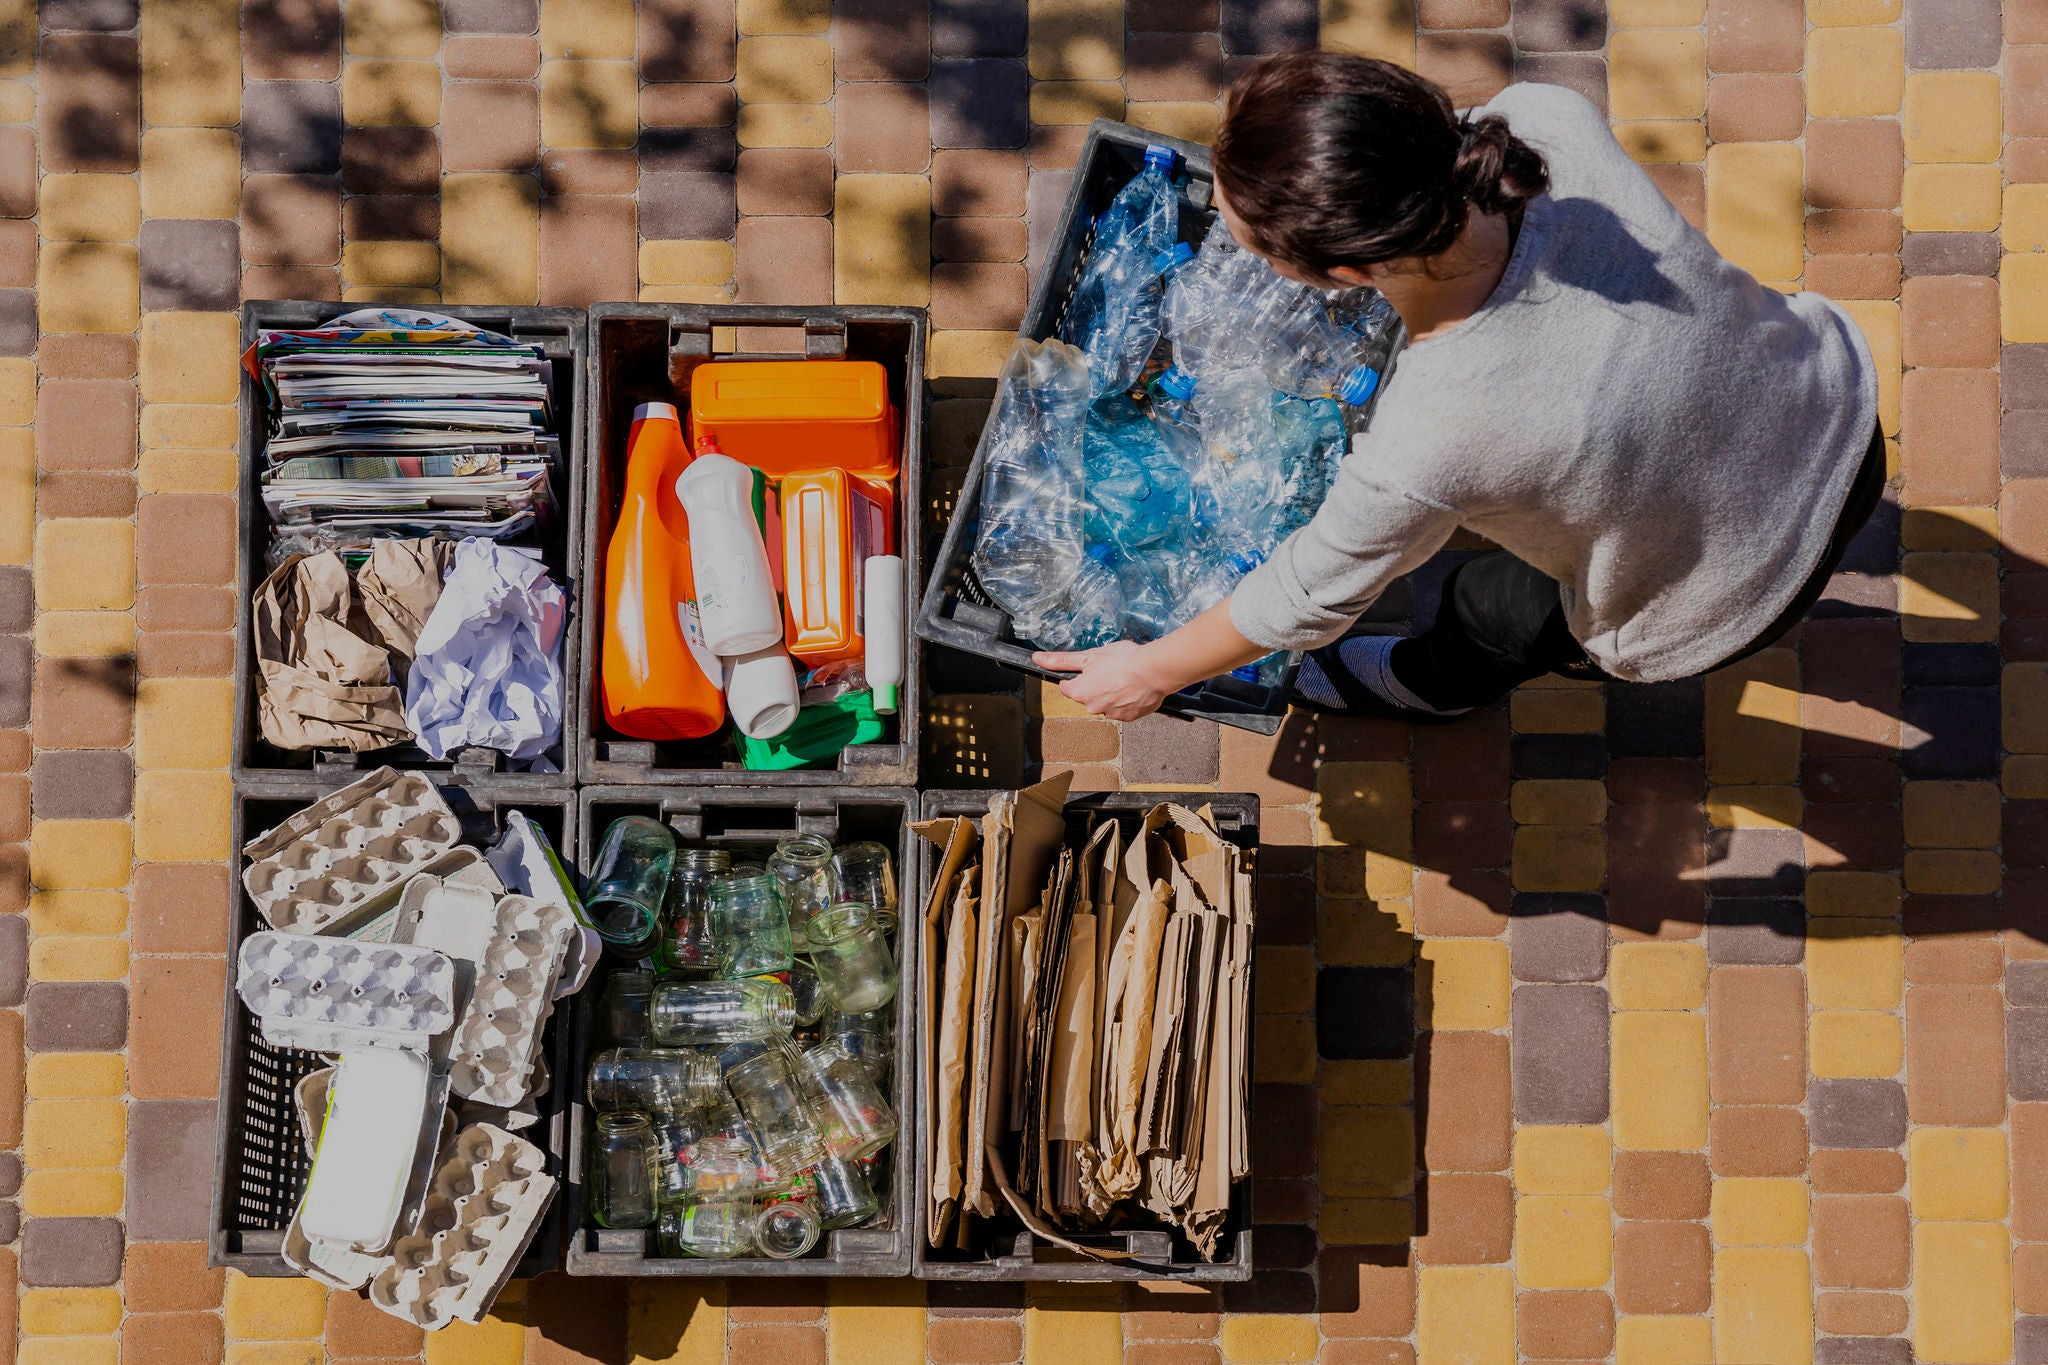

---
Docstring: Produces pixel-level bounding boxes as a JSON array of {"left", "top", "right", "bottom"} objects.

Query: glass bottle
[
  {"left": 587, "top": 1047, "right": 722, "bottom": 1117},
  {"left": 602, "top": 970, "right": 654, "bottom": 1049},
  {"left": 650, "top": 979, "right": 798, "bottom": 1046},
  {"left": 830, "top": 840, "right": 899, "bottom": 933},
  {"left": 657, "top": 847, "right": 730, "bottom": 973},
  {"left": 754, "top": 1199, "right": 822, "bottom": 1260},
  {"left": 766, "top": 834, "right": 835, "bottom": 952},
  {"left": 805, "top": 901, "right": 898, "bottom": 1014},
  {"left": 725, "top": 1047, "right": 828, "bottom": 1173},
  {"left": 658, "top": 1198, "right": 758, "bottom": 1257},
  {"left": 709, "top": 867, "right": 794, "bottom": 977},
  {"left": 801, "top": 1038, "right": 899, "bottom": 1161},
  {"left": 587, "top": 1112, "right": 661, "bottom": 1229},
  {"left": 584, "top": 817, "right": 676, "bottom": 959},
  {"left": 807, "top": 1151, "right": 880, "bottom": 1229}
]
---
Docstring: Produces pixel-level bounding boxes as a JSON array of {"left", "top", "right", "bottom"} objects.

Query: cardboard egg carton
[
  {"left": 241, "top": 767, "right": 462, "bottom": 934},
  {"left": 236, "top": 931, "right": 458, "bottom": 1053},
  {"left": 368, "top": 1124, "right": 558, "bottom": 1330}
]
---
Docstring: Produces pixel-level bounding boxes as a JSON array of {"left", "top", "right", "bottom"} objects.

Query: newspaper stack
[{"left": 242, "top": 309, "right": 563, "bottom": 558}]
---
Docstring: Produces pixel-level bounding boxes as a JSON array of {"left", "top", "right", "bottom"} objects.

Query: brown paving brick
[
  {"left": 1614, "top": 1221, "right": 1710, "bottom": 1316},
  {"left": 736, "top": 216, "right": 832, "bottom": 305},
  {"left": 0, "top": 130, "right": 29, "bottom": 218},
  {"left": 447, "top": 0, "right": 536, "bottom": 30},
  {"left": 1805, "top": 255, "right": 1901, "bottom": 302},
  {"left": 1413, "top": 869, "right": 1510, "bottom": 937},
  {"left": 1125, "top": 1346, "right": 1222, "bottom": 1365},
  {"left": 1420, "top": 0, "right": 1509, "bottom": 25},
  {"left": 129, "top": 957, "right": 226, "bottom": 1098},
  {"left": 932, "top": 262, "right": 1026, "bottom": 331},
  {"left": 1319, "top": 1251, "right": 1416, "bottom": 1338},
  {"left": 0, "top": 220, "right": 34, "bottom": 290},
  {"left": 245, "top": 0, "right": 342, "bottom": 78},
  {"left": 1420, "top": 1031, "right": 1511, "bottom": 1173},
  {"left": 1814, "top": 1195, "right": 1910, "bottom": 1290},
  {"left": 241, "top": 174, "right": 342, "bottom": 268},
  {"left": 1705, "top": 72, "right": 1804, "bottom": 143},
  {"left": 0, "top": 289, "right": 31, "bottom": 355},
  {"left": 835, "top": 0, "right": 930, "bottom": 80},
  {"left": 344, "top": 127, "right": 442, "bottom": 194},
  {"left": 835, "top": 83, "right": 931, "bottom": 174},
  {"left": 26, "top": 980, "right": 126, "bottom": 1051},
  {"left": 137, "top": 494, "right": 237, "bottom": 586},
  {"left": 242, "top": 80, "right": 343, "bottom": 175},
  {"left": 525, "top": 1275, "right": 629, "bottom": 1364},
  {"left": 642, "top": 82, "right": 737, "bottom": 127},
  {"left": 1516, "top": 1290, "right": 1614, "bottom": 1361},
  {"left": 1806, "top": 121, "right": 1904, "bottom": 212},
  {"left": 1511, "top": 983, "right": 1608, "bottom": 1124},
  {"left": 2021, "top": 1245, "right": 2048, "bottom": 1315},
  {"left": 1904, "top": 232, "right": 2000, "bottom": 278},
  {"left": 1906, "top": 982, "right": 2005, "bottom": 1123},
  {"left": 1810, "top": 209, "right": 1903, "bottom": 257},
  {"left": 1607, "top": 802, "right": 1707, "bottom": 938},
  {"left": 30, "top": 751, "right": 132, "bottom": 821},
  {"left": 1614, "top": 1151, "right": 1710, "bottom": 1220},
  {"left": 137, "top": 585, "right": 234, "bottom": 633},
  {"left": 1509, "top": 904, "right": 1606, "bottom": 982},
  {"left": 1706, "top": 0, "right": 1801, "bottom": 71},
  {"left": 1902, "top": 275, "right": 1999, "bottom": 369},
  {"left": 1039, "top": 717, "right": 1118, "bottom": 763},
  {"left": 1644, "top": 163, "right": 1706, "bottom": 231},
  {"left": 138, "top": 632, "right": 237, "bottom": 679},
  {"left": 1906, "top": 935, "right": 2003, "bottom": 983},
  {"left": 32, "top": 657, "right": 135, "bottom": 749},
  {"left": 1902, "top": 368, "right": 2000, "bottom": 505},
  {"left": 1414, "top": 1172, "right": 1513, "bottom": 1265},
  {"left": 1123, "top": 1287, "right": 1221, "bottom": 1336},
  {"left": 1707, "top": 966, "right": 1806, "bottom": 1104},
  {"left": 0, "top": 734, "right": 27, "bottom": 776},
  {"left": 643, "top": 125, "right": 737, "bottom": 173},
  {"left": 1811, "top": 1079, "right": 1909, "bottom": 1150},
  {"left": 142, "top": 220, "right": 243, "bottom": 313},
  {"left": 326, "top": 1284, "right": 427, "bottom": 1357},
  {"left": 928, "top": 1316, "right": 1023, "bottom": 1362},
  {"left": 538, "top": 195, "right": 637, "bottom": 307},
  {"left": 133, "top": 863, "right": 231, "bottom": 955},
  {"left": 1509, "top": 0, "right": 1602, "bottom": 52},
  {"left": 640, "top": 0, "right": 736, "bottom": 81},
  {"left": 1122, "top": 712, "right": 1220, "bottom": 785},
  {"left": 442, "top": 81, "right": 540, "bottom": 171},
  {"left": 1417, "top": 802, "right": 1510, "bottom": 870},
  {"left": 122, "top": 1313, "right": 223, "bottom": 1365},
  {"left": 931, "top": 57, "right": 1029, "bottom": 150},
  {"left": 124, "top": 1241, "right": 224, "bottom": 1312},
  {"left": 1127, "top": 32, "right": 1224, "bottom": 102},
  {"left": 1710, "top": 1106, "right": 1809, "bottom": 1176},
  {"left": 1817, "top": 1292, "right": 1910, "bottom": 1338},
  {"left": 1415, "top": 710, "right": 1509, "bottom": 802},
  {"left": 934, "top": 216, "right": 1028, "bottom": 262},
  {"left": 537, "top": 149, "right": 635, "bottom": 195},
  {"left": 0, "top": 568, "right": 29, "bottom": 633},
  {"left": 20, "top": 1218, "right": 122, "bottom": 1287},
  {"left": 2020, "top": 1105, "right": 2048, "bottom": 1239},
  {"left": 445, "top": 33, "right": 541, "bottom": 78},
  {"left": 344, "top": 195, "right": 440, "bottom": 241},
  {"left": 41, "top": 34, "right": 140, "bottom": 172},
  {"left": 1414, "top": 33, "right": 1512, "bottom": 105},
  {"left": 0, "top": 844, "right": 22, "bottom": 916},
  {"left": 36, "top": 379, "right": 138, "bottom": 473},
  {"left": 728, "top": 1279, "right": 829, "bottom": 1320},
  {"left": 36, "top": 471, "right": 135, "bottom": 520},
  {"left": 737, "top": 148, "right": 834, "bottom": 217},
  {"left": 2014, "top": 138, "right": 2048, "bottom": 183},
  {"left": 641, "top": 170, "right": 738, "bottom": 241},
  {"left": 0, "top": 1010, "right": 17, "bottom": 1144},
  {"left": 1130, "top": 0, "right": 1217, "bottom": 28},
  {"left": 1319, "top": 1346, "right": 1413, "bottom": 1365}
]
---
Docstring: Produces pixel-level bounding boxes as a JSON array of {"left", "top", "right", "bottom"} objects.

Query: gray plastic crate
[
  {"left": 563, "top": 786, "right": 919, "bottom": 1276},
  {"left": 578, "top": 304, "right": 926, "bottom": 787},
  {"left": 209, "top": 781, "right": 578, "bottom": 1276},
  {"left": 912, "top": 787, "right": 1257, "bottom": 1280},
  {"left": 231, "top": 300, "right": 585, "bottom": 786}
]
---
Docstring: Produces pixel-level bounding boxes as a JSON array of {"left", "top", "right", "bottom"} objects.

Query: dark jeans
[{"left": 1388, "top": 422, "right": 1889, "bottom": 712}]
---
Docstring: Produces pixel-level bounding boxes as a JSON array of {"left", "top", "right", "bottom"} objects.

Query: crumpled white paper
[{"left": 405, "top": 540, "right": 566, "bottom": 764}]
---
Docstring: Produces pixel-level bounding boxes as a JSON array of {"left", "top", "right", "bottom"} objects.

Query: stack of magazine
[{"left": 242, "top": 309, "right": 562, "bottom": 561}]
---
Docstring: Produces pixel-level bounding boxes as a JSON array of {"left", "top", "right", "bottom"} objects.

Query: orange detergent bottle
[
  {"left": 688, "top": 360, "right": 899, "bottom": 481},
  {"left": 601, "top": 402, "right": 725, "bottom": 740},
  {"left": 779, "top": 469, "right": 894, "bottom": 665}
]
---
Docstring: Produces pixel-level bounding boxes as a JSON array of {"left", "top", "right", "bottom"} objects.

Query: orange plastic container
[
  {"left": 780, "top": 469, "right": 894, "bottom": 665},
  {"left": 601, "top": 402, "right": 725, "bottom": 741},
  {"left": 688, "top": 361, "right": 899, "bottom": 481}
]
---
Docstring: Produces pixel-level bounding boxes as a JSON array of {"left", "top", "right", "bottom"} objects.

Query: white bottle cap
[
  {"left": 725, "top": 646, "right": 800, "bottom": 740},
  {"left": 633, "top": 401, "right": 679, "bottom": 423}
]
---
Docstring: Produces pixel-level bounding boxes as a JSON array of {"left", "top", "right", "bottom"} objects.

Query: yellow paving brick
[
  {"left": 1714, "top": 1248, "right": 1814, "bottom": 1365},
  {"left": 28, "top": 822, "right": 132, "bottom": 891},
  {"left": 1219, "top": 1315, "right": 1317, "bottom": 1363},
  {"left": 1510, "top": 779, "right": 1605, "bottom": 826},
  {"left": 1903, "top": 848, "right": 2000, "bottom": 894},
  {"left": 1514, "top": 1125, "right": 1611, "bottom": 1196},
  {"left": 226, "top": 1344, "right": 324, "bottom": 1365},
  {"left": 1707, "top": 648, "right": 1799, "bottom": 783},
  {"left": 738, "top": 0, "right": 828, "bottom": 32},
  {"left": 627, "top": 1280, "right": 725, "bottom": 1365},
  {"left": 1319, "top": 0, "right": 1415, "bottom": 65},
  {"left": 341, "top": 286, "right": 440, "bottom": 305},
  {"left": 1610, "top": 942, "right": 1708, "bottom": 1010},
  {"left": 1515, "top": 1195, "right": 1612, "bottom": 1288},
  {"left": 141, "top": 312, "right": 242, "bottom": 404},
  {"left": 1705, "top": 143, "right": 1804, "bottom": 282},
  {"left": 19, "top": 1288, "right": 123, "bottom": 1336},
  {"left": 1317, "top": 761, "right": 1411, "bottom": 850},
  {"left": 18, "top": 1343, "right": 120, "bottom": 1365},
  {"left": 1615, "top": 1317, "right": 1713, "bottom": 1365},
  {"left": 343, "top": 59, "right": 442, "bottom": 125},
  {"left": 1809, "top": 0, "right": 1897, "bottom": 19},
  {"left": 1609, "top": 0, "right": 1703, "bottom": 22},
  {"left": 26, "top": 1053, "right": 124, "bottom": 1099},
  {"left": 1807, "top": 919, "right": 1903, "bottom": 1009},
  {"left": 34, "top": 612, "right": 136, "bottom": 658},
  {"left": 142, "top": 403, "right": 237, "bottom": 451},
  {"left": 1510, "top": 687, "right": 1604, "bottom": 733},
  {"left": 1904, "top": 164, "right": 2003, "bottom": 233},
  {"left": 1902, "top": 72, "right": 2001, "bottom": 163},
  {"left": 1417, "top": 1266, "right": 1514, "bottom": 1364},
  {"left": 1806, "top": 26, "right": 1904, "bottom": 117},
  {"left": 541, "top": 59, "right": 638, "bottom": 147},
  {"left": 1318, "top": 1059, "right": 1413, "bottom": 1106},
  {"left": 1417, "top": 939, "right": 1509, "bottom": 1031},
  {"left": 1510, "top": 825, "right": 1605, "bottom": 893},
  {"left": 1319, "top": 893, "right": 1415, "bottom": 966},
  {"left": 134, "top": 770, "right": 232, "bottom": 862},
  {"left": 1901, "top": 551, "right": 1998, "bottom": 643},
  {"left": 423, "top": 1310, "right": 526, "bottom": 1365},
  {"left": 140, "top": 449, "right": 239, "bottom": 494},
  {"left": 29, "top": 938, "right": 128, "bottom": 982},
  {"left": 0, "top": 358, "right": 32, "bottom": 425},
  {"left": 1914, "top": 1223, "right": 2012, "bottom": 1364},
  {"left": 735, "top": 35, "right": 833, "bottom": 103},
  {"left": 136, "top": 676, "right": 234, "bottom": 771},
  {"left": 1319, "top": 1197, "right": 1416, "bottom": 1245},
  {"left": 1806, "top": 869, "right": 1900, "bottom": 918},
  {"left": 928, "top": 330, "right": 1016, "bottom": 379},
  {"left": 33, "top": 521, "right": 134, "bottom": 612},
  {"left": 1023, "top": 1298, "right": 1123, "bottom": 1362},
  {"left": 2013, "top": 663, "right": 2048, "bottom": 751},
  {"left": 1705, "top": 785, "right": 1801, "bottom": 829},
  {"left": 347, "top": 0, "right": 440, "bottom": 54},
  {"left": 39, "top": 174, "right": 139, "bottom": 242},
  {"left": 1254, "top": 1015, "right": 1316, "bottom": 1083},
  {"left": 1712, "top": 1177, "right": 1809, "bottom": 1246},
  {"left": 1905, "top": 504, "right": 2000, "bottom": 550},
  {"left": 540, "top": 0, "right": 636, "bottom": 53},
  {"left": 0, "top": 80, "right": 30, "bottom": 120},
  {"left": 225, "top": 1272, "right": 330, "bottom": 1339},
  {"left": 1127, "top": 101, "right": 1221, "bottom": 144},
  {"left": 638, "top": 284, "right": 737, "bottom": 305},
  {"left": 23, "top": 1098, "right": 127, "bottom": 1168},
  {"left": 1840, "top": 299, "right": 1900, "bottom": 434},
  {"left": 1319, "top": 1106, "right": 1416, "bottom": 1197},
  {"left": 1613, "top": 1011, "right": 1708, "bottom": 1150},
  {"left": 443, "top": 174, "right": 540, "bottom": 306},
  {"left": 1809, "top": 1010, "right": 1902, "bottom": 1079},
  {"left": 29, "top": 892, "right": 127, "bottom": 939},
  {"left": 1902, "top": 780, "right": 2000, "bottom": 848},
  {"left": 2008, "top": 184, "right": 2048, "bottom": 254},
  {"left": 827, "top": 1278, "right": 923, "bottom": 1365},
  {"left": 1030, "top": 80, "right": 1126, "bottom": 125},
  {"left": 640, "top": 241, "right": 736, "bottom": 287},
  {"left": 0, "top": 431, "right": 32, "bottom": 562},
  {"left": 835, "top": 174, "right": 932, "bottom": 307},
  {"left": 1609, "top": 29, "right": 1705, "bottom": 120},
  {"left": 22, "top": 1168, "right": 123, "bottom": 1217},
  {"left": 38, "top": 242, "right": 140, "bottom": 334},
  {"left": 1028, "top": 0, "right": 1124, "bottom": 79},
  {"left": 1909, "top": 1128, "right": 2009, "bottom": 1221},
  {"left": 1614, "top": 120, "right": 1708, "bottom": 165},
  {"left": 1255, "top": 945, "right": 1316, "bottom": 1016},
  {"left": 2011, "top": 754, "right": 2048, "bottom": 799},
  {"left": 342, "top": 240, "right": 439, "bottom": 290},
  {"left": 2007, "top": 253, "right": 2048, "bottom": 343},
  {"left": 736, "top": 102, "right": 833, "bottom": 147},
  {"left": 140, "top": 0, "right": 238, "bottom": 125}
]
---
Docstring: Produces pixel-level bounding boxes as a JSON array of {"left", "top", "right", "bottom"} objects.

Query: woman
[{"left": 1033, "top": 54, "right": 1881, "bottom": 721}]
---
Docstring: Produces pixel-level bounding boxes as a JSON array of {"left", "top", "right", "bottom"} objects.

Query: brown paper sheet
[
  {"left": 915, "top": 814, "right": 981, "bottom": 1247},
  {"left": 253, "top": 552, "right": 413, "bottom": 752},
  {"left": 356, "top": 538, "right": 451, "bottom": 682}
]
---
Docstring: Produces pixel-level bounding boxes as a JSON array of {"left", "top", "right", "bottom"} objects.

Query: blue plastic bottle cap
[
  {"left": 1086, "top": 542, "right": 1116, "bottom": 566},
  {"left": 1143, "top": 145, "right": 1177, "bottom": 171},
  {"left": 1228, "top": 550, "right": 1263, "bottom": 573},
  {"left": 1154, "top": 242, "right": 1195, "bottom": 273},
  {"left": 1155, "top": 365, "right": 1198, "bottom": 401},
  {"left": 1337, "top": 366, "right": 1382, "bottom": 406}
]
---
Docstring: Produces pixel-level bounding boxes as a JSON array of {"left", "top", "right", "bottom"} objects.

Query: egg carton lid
[
  {"left": 237, "top": 931, "right": 459, "bottom": 1054},
  {"left": 345, "top": 848, "right": 506, "bottom": 944},
  {"left": 241, "top": 768, "right": 463, "bottom": 936}
]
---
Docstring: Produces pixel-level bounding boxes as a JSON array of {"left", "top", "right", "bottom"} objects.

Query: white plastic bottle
[
  {"left": 724, "top": 645, "right": 800, "bottom": 739},
  {"left": 675, "top": 442, "right": 784, "bottom": 656},
  {"left": 862, "top": 555, "right": 904, "bottom": 715}
]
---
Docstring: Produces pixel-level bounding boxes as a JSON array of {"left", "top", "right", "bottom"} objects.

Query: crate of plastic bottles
[
  {"left": 563, "top": 787, "right": 918, "bottom": 1277},
  {"left": 917, "top": 120, "right": 1400, "bottom": 736}
]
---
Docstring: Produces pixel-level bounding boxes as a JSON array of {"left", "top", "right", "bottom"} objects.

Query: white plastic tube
[
  {"left": 725, "top": 645, "right": 801, "bottom": 739},
  {"left": 863, "top": 555, "right": 904, "bottom": 715},
  {"left": 674, "top": 453, "right": 783, "bottom": 656}
]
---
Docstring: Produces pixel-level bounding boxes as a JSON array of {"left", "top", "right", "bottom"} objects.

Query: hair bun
[{"left": 1451, "top": 114, "right": 1549, "bottom": 220}]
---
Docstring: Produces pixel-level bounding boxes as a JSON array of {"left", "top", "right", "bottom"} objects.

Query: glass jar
[
  {"left": 830, "top": 840, "right": 899, "bottom": 933},
  {"left": 709, "top": 867, "right": 793, "bottom": 977},
  {"left": 826, "top": 1026, "right": 892, "bottom": 1084},
  {"left": 584, "top": 817, "right": 676, "bottom": 959},
  {"left": 650, "top": 979, "right": 797, "bottom": 1046},
  {"left": 754, "top": 1199, "right": 822, "bottom": 1260},
  {"left": 801, "top": 1039, "right": 898, "bottom": 1160},
  {"left": 650, "top": 1109, "right": 706, "bottom": 1204},
  {"left": 766, "top": 834, "right": 835, "bottom": 951},
  {"left": 587, "top": 1112, "right": 661, "bottom": 1229},
  {"left": 805, "top": 901, "right": 898, "bottom": 1015},
  {"left": 658, "top": 1198, "right": 757, "bottom": 1258},
  {"left": 783, "top": 958, "right": 827, "bottom": 1027},
  {"left": 602, "top": 970, "right": 654, "bottom": 1049},
  {"left": 674, "top": 1131, "right": 760, "bottom": 1204},
  {"left": 587, "top": 1047, "right": 722, "bottom": 1117},
  {"left": 807, "top": 1151, "right": 880, "bottom": 1229},
  {"left": 657, "top": 847, "right": 730, "bottom": 973},
  {"left": 725, "top": 1047, "right": 827, "bottom": 1174}
]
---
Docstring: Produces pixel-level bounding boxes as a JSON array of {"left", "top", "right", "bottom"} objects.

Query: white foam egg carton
[
  {"left": 392, "top": 878, "right": 574, "bottom": 1107},
  {"left": 236, "top": 931, "right": 457, "bottom": 1053},
  {"left": 241, "top": 767, "right": 462, "bottom": 935},
  {"left": 368, "top": 1123, "right": 557, "bottom": 1330}
]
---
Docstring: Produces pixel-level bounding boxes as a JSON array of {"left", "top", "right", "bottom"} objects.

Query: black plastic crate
[
  {"left": 564, "top": 786, "right": 919, "bottom": 1276},
  {"left": 912, "top": 787, "right": 1258, "bottom": 1280},
  {"left": 231, "top": 300, "right": 585, "bottom": 786},
  {"left": 209, "top": 781, "right": 579, "bottom": 1276},
  {"left": 915, "top": 119, "right": 1299, "bottom": 737},
  {"left": 578, "top": 304, "right": 927, "bottom": 786}
]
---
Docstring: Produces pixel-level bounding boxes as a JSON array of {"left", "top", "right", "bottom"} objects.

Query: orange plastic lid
[{"left": 691, "top": 361, "right": 891, "bottom": 425}]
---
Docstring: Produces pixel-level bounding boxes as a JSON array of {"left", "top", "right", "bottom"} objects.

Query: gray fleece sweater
[{"left": 1228, "top": 82, "right": 1879, "bottom": 683}]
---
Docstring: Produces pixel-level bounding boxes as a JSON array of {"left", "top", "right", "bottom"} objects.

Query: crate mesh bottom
[{"left": 230, "top": 1034, "right": 325, "bottom": 1232}]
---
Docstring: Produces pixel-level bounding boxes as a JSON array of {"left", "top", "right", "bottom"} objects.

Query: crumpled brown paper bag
[
  {"left": 253, "top": 550, "right": 416, "bottom": 752},
  {"left": 356, "top": 538, "right": 451, "bottom": 683}
]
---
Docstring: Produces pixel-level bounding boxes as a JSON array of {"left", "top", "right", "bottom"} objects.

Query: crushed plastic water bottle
[
  {"left": 971, "top": 338, "right": 1092, "bottom": 643},
  {"left": 1093, "top": 542, "right": 1175, "bottom": 641},
  {"left": 1082, "top": 394, "right": 1193, "bottom": 551},
  {"left": 1264, "top": 290, "right": 1400, "bottom": 405},
  {"left": 1157, "top": 220, "right": 1316, "bottom": 390},
  {"left": 1061, "top": 146, "right": 1188, "bottom": 398},
  {"left": 1038, "top": 546, "right": 1123, "bottom": 652}
]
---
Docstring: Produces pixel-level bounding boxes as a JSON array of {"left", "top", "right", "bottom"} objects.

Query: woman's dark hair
[{"left": 1213, "top": 53, "right": 1549, "bottom": 279}]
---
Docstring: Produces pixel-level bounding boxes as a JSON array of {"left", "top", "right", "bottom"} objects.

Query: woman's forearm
[{"left": 1132, "top": 599, "right": 1269, "bottom": 693}]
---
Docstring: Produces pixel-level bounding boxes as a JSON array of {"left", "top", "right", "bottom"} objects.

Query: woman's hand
[{"left": 1032, "top": 641, "right": 1173, "bottom": 721}]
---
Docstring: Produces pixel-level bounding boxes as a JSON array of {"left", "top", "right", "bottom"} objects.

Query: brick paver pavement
[{"left": 2, "top": 0, "right": 2045, "bottom": 1358}]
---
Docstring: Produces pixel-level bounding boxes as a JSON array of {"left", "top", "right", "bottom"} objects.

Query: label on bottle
[{"left": 678, "top": 599, "right": 724, "bottom": 691}]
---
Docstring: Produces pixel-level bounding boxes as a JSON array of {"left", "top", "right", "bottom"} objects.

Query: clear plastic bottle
[
  {"left": 1060, "top": 145, "right": 1186, "bottom": 397},
  {"left": 1036, "top": 548, "right": 1123, "bottom": 653},
  {"left": 1159, "top": 220, "right": 1316, "bottom": 384},
  {"left": 970, "top": 338, "right": 1092, "bottom": 644},
  {"left": 1088, "top": 543, "right": 1175, "bottom": 642},
  {"left": 1082, "top": 393, "right": 1192, "bottom": 551},
  {"left": 1262, "top": 290, "right": 1399, "bottom": 405},
  {"left": 649, "top": 979, "right": 798, "bottom": 1045}
]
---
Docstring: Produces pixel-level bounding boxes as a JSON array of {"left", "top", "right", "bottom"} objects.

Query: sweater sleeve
[{"left": 1227, "top": 460, "right": 1460, "bottom": 652}]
